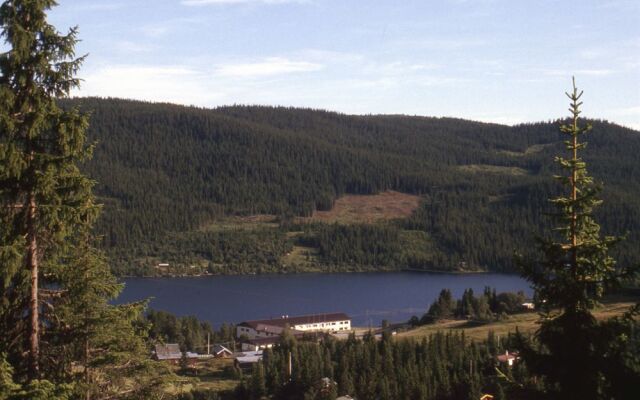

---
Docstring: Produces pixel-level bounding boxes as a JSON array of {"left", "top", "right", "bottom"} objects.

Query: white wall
[
  {"left": 237, "top": 319, "right": 352, "bottom": 339},
  {"left": 293, "top": 319, "right": 351, "bottom": 332},
  {"left": 237, "top": 325, "right": 281, "bottom": 339}
]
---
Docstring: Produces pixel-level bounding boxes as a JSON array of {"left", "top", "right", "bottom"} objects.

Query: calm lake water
[{"left": 117, "top": 272, "right": 532, "bottom": 328}]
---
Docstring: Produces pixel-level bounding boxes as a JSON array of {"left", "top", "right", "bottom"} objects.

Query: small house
[
  {"left": 241, "top": 336, "right": 279, "bottom": 352},
  {"left": 153, "top": 344, "right": 203, "bottom": 365},
  {"left": 235, "top": 350, "right": 263, "bottom": 371},
  {"left": 212, "top": 344, "right": 233, "bottom": 358},
  {"left": 496, "top": 350, "right": 519, "bottom": 366},
  {"left": 521, "top": 302, "right": 535, "bottom": 310},
  {"left": 154, "top": 343, "right": 182, "bottom": 363}
]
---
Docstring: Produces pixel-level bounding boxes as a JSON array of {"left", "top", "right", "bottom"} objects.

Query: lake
[{"left": 117, "top": 272, "right": 532, "bottom": 328}]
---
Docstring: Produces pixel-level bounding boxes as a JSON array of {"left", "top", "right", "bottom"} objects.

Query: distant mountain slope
[{"left": 62, "top": 98, "right": 640, "bottom": 275}]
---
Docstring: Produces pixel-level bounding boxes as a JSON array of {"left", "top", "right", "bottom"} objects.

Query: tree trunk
[
  {"left": 27, "top": 191, "right": 40, "bottom": 379},
  {"left": 85, "top": 259, "right": 91, "bottom": 400},
  {"left": 569, "top": 78, "right": 580, "bottom": 273},
  {"left": 571, "top": 110, "right": 578, "bottom": 269},
  {"left": 85, "top": 337, "right": 91, "bottom": 400}
]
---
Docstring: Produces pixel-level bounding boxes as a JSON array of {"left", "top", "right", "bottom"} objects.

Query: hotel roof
[{"left": 239, "top": 312, "right": 350, "bottom": 330}]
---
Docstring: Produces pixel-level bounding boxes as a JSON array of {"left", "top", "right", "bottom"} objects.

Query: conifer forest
[{"left": 0, "top": 1, "right": 639, "bottom": 399}]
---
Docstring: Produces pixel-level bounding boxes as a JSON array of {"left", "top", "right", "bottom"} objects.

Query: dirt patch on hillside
[{"left": 302, "top": 191, "right": 422, "bottom": 224}]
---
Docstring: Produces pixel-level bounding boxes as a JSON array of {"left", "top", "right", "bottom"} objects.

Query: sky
[{"left": 49, "top": 0, "right": 640, "bottom": 129}]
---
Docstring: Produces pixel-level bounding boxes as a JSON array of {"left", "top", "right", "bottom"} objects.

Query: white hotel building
[{"left": 236, "top": 312, "right": 351, "bottom": 340}]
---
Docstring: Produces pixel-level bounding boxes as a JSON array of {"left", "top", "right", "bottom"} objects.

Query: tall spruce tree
[
  {"left": 517, "top": 79, "right": 640, "bottom": 399},
  {"left": 0, "top": 1, "right": 172, "bottom": 397},
  {"left": 0, "top": 0, "right": 92, "bottom": 379}
]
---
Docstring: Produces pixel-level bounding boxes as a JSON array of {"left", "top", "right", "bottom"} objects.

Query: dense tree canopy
[
  {"left": 231, "top": 331, "right": 529, "bottom": 400},
  {"left": 57, "top": 98, "right": 640, "bottom": 276}
]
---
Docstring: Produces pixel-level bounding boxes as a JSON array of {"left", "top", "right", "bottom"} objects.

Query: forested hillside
[{"left": 62, "top": 98, "right": 640, "bottom": 276}]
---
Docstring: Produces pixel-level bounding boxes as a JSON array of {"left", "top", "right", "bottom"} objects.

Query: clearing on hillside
[
  {"left": 457, "top": 164, "right": 530, "bottom": 176},
  {"left": 499, "top": 143, "right": 554, "bottom": 157},
  {"left": 302, "top": 191, "right": 422, "bottom": 224}
]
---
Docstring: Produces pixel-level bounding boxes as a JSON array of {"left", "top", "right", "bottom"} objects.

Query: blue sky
[{"left": 50, "top": 0, "right": 640, "bottom": 128}]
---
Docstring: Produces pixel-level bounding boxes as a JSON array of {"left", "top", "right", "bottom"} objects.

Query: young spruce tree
[{"left": 518, "top": 79, "right": 640, "bottom": 399}]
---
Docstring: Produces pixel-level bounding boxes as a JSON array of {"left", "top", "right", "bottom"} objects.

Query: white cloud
[
  {"left": 73, "top": 2, "right": 125, "bottom": 11},
  {"left": 595, "top": 0, "right": 640, "bottom": 10},
  {"left": 182, "top": 0, "right": 308, "bottom": 5},
  {"left": 576, "top": 69, "right": 615, "bottom": 76},
  {"left": 214, "top": 57, "right": 323, "bottom": 78},
  {"left": 114, "top": 41, "right": 156, "bottom": 54},
  {"left": 607, "top": 106, "right": 640, "bottom": 116},
  {"left": 140, "top": 26, "right": 170, "bottom": 38},
  {"left": 138, "top": 17, "right": 207, "bottom": 38},
  {"left": 470, "top": 114, "right": 525, "bottom": 126},
  {"left": 361, "top": 61, "right": 439, "bottom": 76},
  {"left": 394, "top": 37, "right": 487, "bottom": 50},
  {"left": 538, "top": 68, "right": 569, "bottom": 77},
  {"left": 75, "top": 65, "right": 224, "bottom": 106},
  {"left": 535, "top": 68, "right": 616, "bottom": 78},
  {"left": 578, "top": 48, "right": 603, "bottom": 60},
  {"left": 298, "top": 49, "right": 365, "bottom": 64}
]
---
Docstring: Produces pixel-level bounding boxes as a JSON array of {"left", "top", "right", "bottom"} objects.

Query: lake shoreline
[{"left": 116, "top": 267, "right": 493, "bottom": 280}]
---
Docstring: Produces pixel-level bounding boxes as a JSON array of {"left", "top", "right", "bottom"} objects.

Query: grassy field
[
  {"left": 282, "top": 244, "right": 322, "bottom": 269},
  {"left": 398, "top": 299, "right": 638, "bottom": 342},
  {"left": 164, "top": 357, "right": 240, "bottom": 395},
  {"left": 300, "top": 190, "right": 421, "bottom": 224},
  {"left": 196, "top": 191, "right": 427, "bottom": 273},
  {"left": 200, "top": 214, "right": 279, "bottom": 232},
  {"left": 457, "top": 164, "right": 531, "bottom": 176},
  {"left": 499, "top": 143, "right": 554, "bottom": 157},
  {"left": 201, "top": 191, "right": 422, "bottom": 230}
]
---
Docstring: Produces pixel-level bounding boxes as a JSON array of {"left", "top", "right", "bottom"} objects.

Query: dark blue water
[{"left": 117, "top": 272, "right": 531, "bottom": 327}]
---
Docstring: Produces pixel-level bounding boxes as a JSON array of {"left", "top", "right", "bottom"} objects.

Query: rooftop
[
  {"left": 212, "top": 344, "right": 232, "bottom": 355},
  {"left": 496, "top": 350, "right": 519, "bottom": 363},
  {"left": 236, "top": 350, "right": 263, "bottom": 364},
  {"left": 239, "top": 312, "right": 350, "bottom": 330},
  {"left": 245, "top": 336, "right": 281, "bottom": 345},
  {"left": 154, "top": 343, "right": 181, "bottom": 360}
]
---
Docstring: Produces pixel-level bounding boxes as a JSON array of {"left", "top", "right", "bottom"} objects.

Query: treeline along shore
[{"left": 1, "top": 1, "right": 638, "bottom": 399}]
